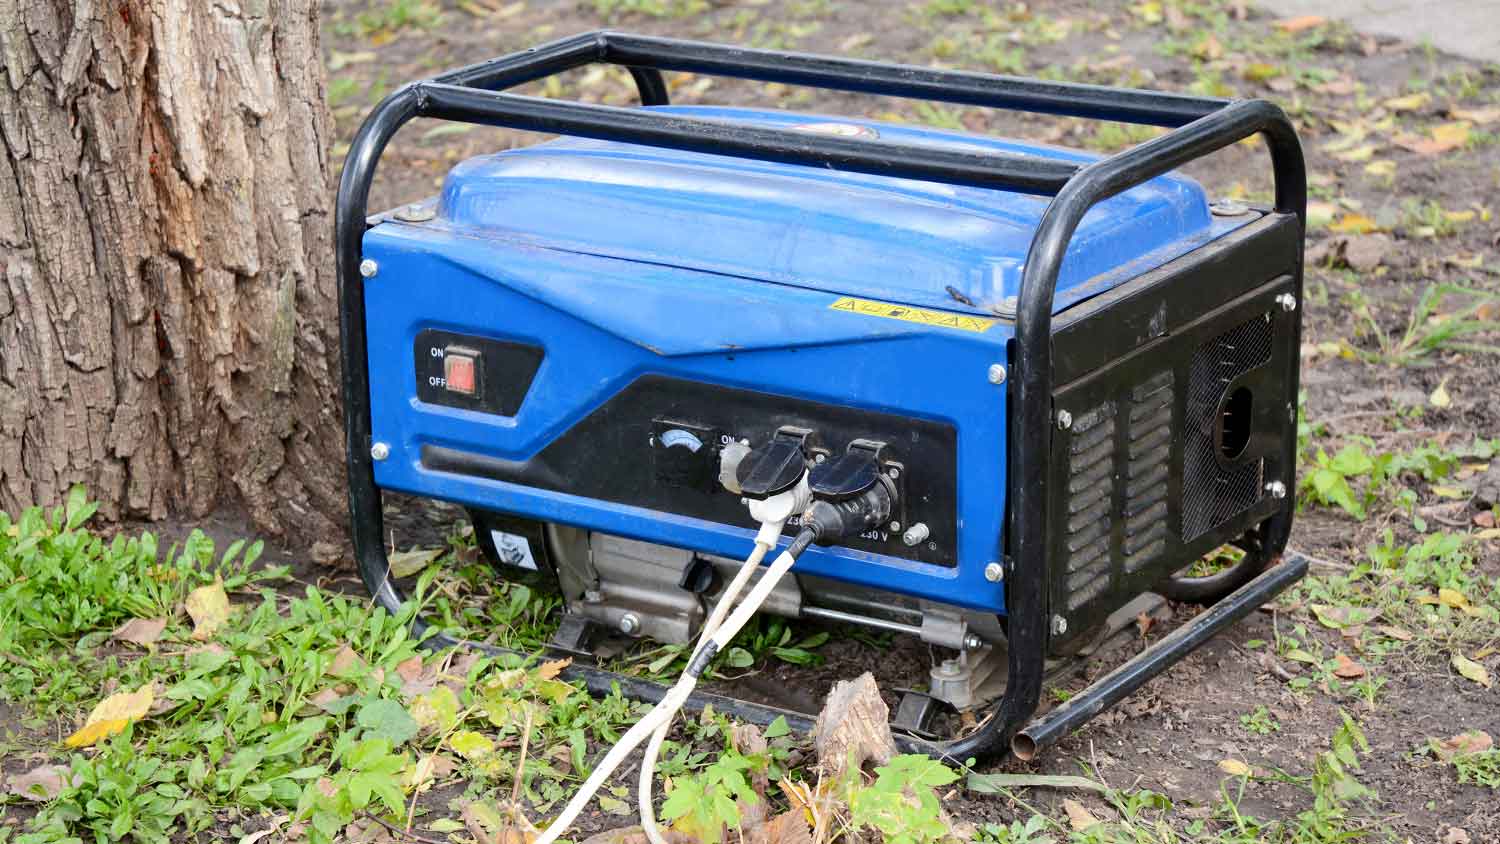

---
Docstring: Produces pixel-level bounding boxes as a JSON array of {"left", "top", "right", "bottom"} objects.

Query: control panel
[{"left": 415, "top": 353, "right": 958, "bottom": 565}]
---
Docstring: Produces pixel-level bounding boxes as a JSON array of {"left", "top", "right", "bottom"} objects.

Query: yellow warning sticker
[{"left": 828, "top": 296, "right": 997, "bottom": 333}]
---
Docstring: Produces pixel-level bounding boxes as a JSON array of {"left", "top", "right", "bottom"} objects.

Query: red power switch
[{"left": 443, "top": 348, "right": 478, "bottom": 396}]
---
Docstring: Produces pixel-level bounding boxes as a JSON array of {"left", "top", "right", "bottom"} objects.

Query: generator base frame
[{"left": 336, "top": 31, "right": 1308, "bottom": 761}]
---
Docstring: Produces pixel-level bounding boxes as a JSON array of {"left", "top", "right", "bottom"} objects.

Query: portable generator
[{"left": 336, "top": 32, "right": 1310, "bottom": 765}]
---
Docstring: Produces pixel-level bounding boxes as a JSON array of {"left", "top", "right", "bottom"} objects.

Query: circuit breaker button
[{"left": 443, "top": 348, "right": 478, "bottom": 396}]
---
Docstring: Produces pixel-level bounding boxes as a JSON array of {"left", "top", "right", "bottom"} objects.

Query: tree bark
[{"left": 0, "top": 0, "right": 345, "bottom": 547}]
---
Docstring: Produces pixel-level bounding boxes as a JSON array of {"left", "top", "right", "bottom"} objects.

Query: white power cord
[
  {"left": 637, "top": 530, "right": 776, "bottom": 844},
  {"left": 533, "top": 481, "right": 811, "bottom": 844}
]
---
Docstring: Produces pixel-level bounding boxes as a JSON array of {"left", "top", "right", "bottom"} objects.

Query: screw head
[
  {"left": 963, "top": 633, "right": 983, "bottom": 650},
  {"left": 1275, "top": 292, "right": 1297, "bottom": 312},
  {"left": 1056, "top": 410, "right": 1073, "bottom": 430},
  {"left": 813, "top": 453, "right": 827, "bottom": 464},
  {"left": 938, "top": 658, "right": 962, "bottom": 676},
  {"left": 1210, "top": 198, "right": 1250, "bottom": 217},
  {"left": 984, "top": 562, "right": 1004, "bottom": 582},
  {"left": 358, "top": 258, "right": 378, "bottom": 278},
  {"left": 1265, "top": 480, "right": 1288, "bottom": 500},
  {"left": 987, "top": 363, "right": 1007, "bottom": 385},
  {"left": 619, "top": 613, "right": 640, "bottom": 635},
  {"left": 889, "top": 520, "right": 902, "bottom": 532},
  {"left": 887, "top": 466, "right": 901, "bottom": 480},
  {"left": 369, "top": 442, "right": 390, "bottom": 461},
  {"left": 394, "top": 203, "right": 436, "bottom": 223},
  {"left": 1051, "top": 615, "right": 1069, "bottom": 636}
]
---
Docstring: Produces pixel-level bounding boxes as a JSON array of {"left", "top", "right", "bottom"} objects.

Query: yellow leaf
[
  {"left": 533, "top": 658, "right": 571, "bottom": 682},
  {"left": 1452, "top": 654, "right": 1491, "bottom": 688},
  {"left": 1364, "top": 160, "right": 1395, "bottom": 178},
  {"left": 1429, "top": 380, "right": 1452, "bottom": 408},
  {"left": 1333, "top": 144, "right": 1377, "bottom": 163},
  {"left": 185, "top": 577, "right": 229, "bottom": 641},
  {"left": 1431, "top": 121, "right": 1472, "bottom": 148},
  {"left": 1383, "top": 92, "right": 1430, "bottom": 112},
  {"left": 1431, "top": 486, "right": 1467, "bottom": 500},
  {"left": 404, "top": 755, "right": 438, "bottom": 791},
  {"left": 1063, "top": 798, "right": 1100, "bottom": 831},
  {"left": 1219, "top": 759, "right": 1253, "bottom": 776},
  {"left": 1329, "top": 213, "right": 1378, "bottom": 234},
  {"left": 1396, "top": 121, "right": 1474, "bottom": 155},
  {"left": 1243, "top": 63, "right": 1281, "bottom": 82},
  {"left": 1475, "top": 528, "right": 1500, "bottom": 541},
  {"left": 450, "top": 730, "right": 495, "bottom": 759},
  {"left": 1307, "top": 201, "right": 1337, "bottom": 229},
  {"left": 1130, "top": 2, "right": 1163, "bottom": 24},
  {"left": 64, "top": 684, "right": 154, "bottom": 748}
]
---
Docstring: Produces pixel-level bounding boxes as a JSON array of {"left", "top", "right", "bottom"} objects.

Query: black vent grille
[
  {"left": 1123, "top": 371, "right": 1173, "bottom": 573},
  {"left": 1062, "top": 401, "right": 1116, "bottom": 610},
  {"left": 1182, "top": 315, "right": 1274, "bottom": 540}
]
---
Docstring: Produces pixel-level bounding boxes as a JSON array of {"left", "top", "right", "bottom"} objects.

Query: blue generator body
[
  {"left": 362, "top": 106, "right": 1253, "bottom": 614},
  {"left": 338, "top": 33, "right": 1309, "bottom": 760}
]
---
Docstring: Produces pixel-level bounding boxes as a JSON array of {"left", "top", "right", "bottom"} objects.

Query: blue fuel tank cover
[{"left": 435, "top": 106, "right": 1229, "bottom": 315}]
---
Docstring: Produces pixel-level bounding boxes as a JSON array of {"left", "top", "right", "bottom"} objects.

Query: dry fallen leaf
[
  {"left": 1063, "top": 798, "right": 1099, "bottom": 831},
  {"left": 1329, "top": 213, "right": 1379, "bottom": 234},
  {"left": 1431, "top": 730, "right": 1493, "bottom": 761},
  {"left": 1383, "top": 92, "right": 1430, "bottom": 112},
  {"left": 1135, "top": 611, "right": 1154, "bottom": 638},
  {"left": 1450, "top": 107, "right": 1500, "bottom": 125},
  {"left": 1429, "top": 380, "right": 1452, "bottom": 409},
  {"left": 389, "top": 547, "right": 442, "bottom": 578},
  {"left": 1274, "top": 15, "right": 1325, "bottom": 33},
  {"left": 1332, "top": 653, "right": 1366, "bottom": 679},
  {"left": 396, "top": 654, "right": 426, "bottom": 685},
  {"left": 6, "top": 764, "right": 72, "bottom": 801},
  {"left": 1397, "top": 121, "right": 1472, "bottom": 155},
  {"left": 1218, "top": 759, "right": 1252, "bottom": 777},
  {"left": 112, "top": 617, "right": 167, "bottom": 648},
  {"left": 185, "top": 578, "right": 229, "bottom": 641},
  {"left": 533, "top": 657, "right": 572, "bottom": 682},
  {"left": 1452, "top": 653, "right": 1492, "bottom": 688},
  {"left": 64, "top": 683, "right": 155, "bottom": 748},
  {"left": 1378, "top": 625, "right": 1414, "bottom": 642},
  {"left": 328, "top": 644, "right": 367, "bottom": 679},
  {"left": 1438, "top": 587, "right": 1469, "bottom": 610}
]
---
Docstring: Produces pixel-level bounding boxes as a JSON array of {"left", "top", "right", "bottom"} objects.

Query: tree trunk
[{"left": 0, "top": 0, "right": 345, "bottom": 549}]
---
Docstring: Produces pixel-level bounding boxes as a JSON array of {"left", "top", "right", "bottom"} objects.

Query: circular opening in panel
[{"left": 1217, "top": 386, "right": 1254, "bottom": 461}]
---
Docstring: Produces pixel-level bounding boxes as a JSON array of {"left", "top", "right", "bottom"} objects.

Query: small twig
[
  {"left": 461, "top": 804, "right": 499, "bottom": 844},
  {"left": 1089, "top": 740, "right": 1113, "bottom": 792},
  {"left": 362, "top": 812, "right": 446, "bottom": 844},
  {"left": 512, "top": 706, "right": 534, "bottom": 805},
  {"left": 1287, "top": 547, "right": 1355, "bottom": 572}
]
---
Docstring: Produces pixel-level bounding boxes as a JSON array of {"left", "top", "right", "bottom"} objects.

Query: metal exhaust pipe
[{"left": 1011, "top": 552, "right": 1309, "bottom": 760}]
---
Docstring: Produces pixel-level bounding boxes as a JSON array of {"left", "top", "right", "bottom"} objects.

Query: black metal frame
[{"left": 335, "top": 31, "right": 1307, "bottom": 761}]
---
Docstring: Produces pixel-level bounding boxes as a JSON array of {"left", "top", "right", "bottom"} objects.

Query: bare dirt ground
[{"left": 314, "top": 0, "right": 1500, "bottom": 840}]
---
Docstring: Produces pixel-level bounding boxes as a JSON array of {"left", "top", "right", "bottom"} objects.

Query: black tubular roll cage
[{"left": 336, "top": 31, "right": 1308, "bottom": 762}]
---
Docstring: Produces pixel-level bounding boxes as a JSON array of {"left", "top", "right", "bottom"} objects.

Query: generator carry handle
[{"left": 335, "top": 31, "right": 1307, "bottom": 762}]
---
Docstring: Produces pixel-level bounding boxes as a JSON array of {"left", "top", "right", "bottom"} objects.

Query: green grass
[
  {"left": 1345, "top": 284, "right": 1500, "bottom": 367},
  {"left": 0, "top": 492, "right": 658, "bottom": 843},
  {"left": 973, "top": 713, "right": 1385, "bottom": 843},
  {"left": 590, "top": 0, "right": 708, "bottom": 20}
]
